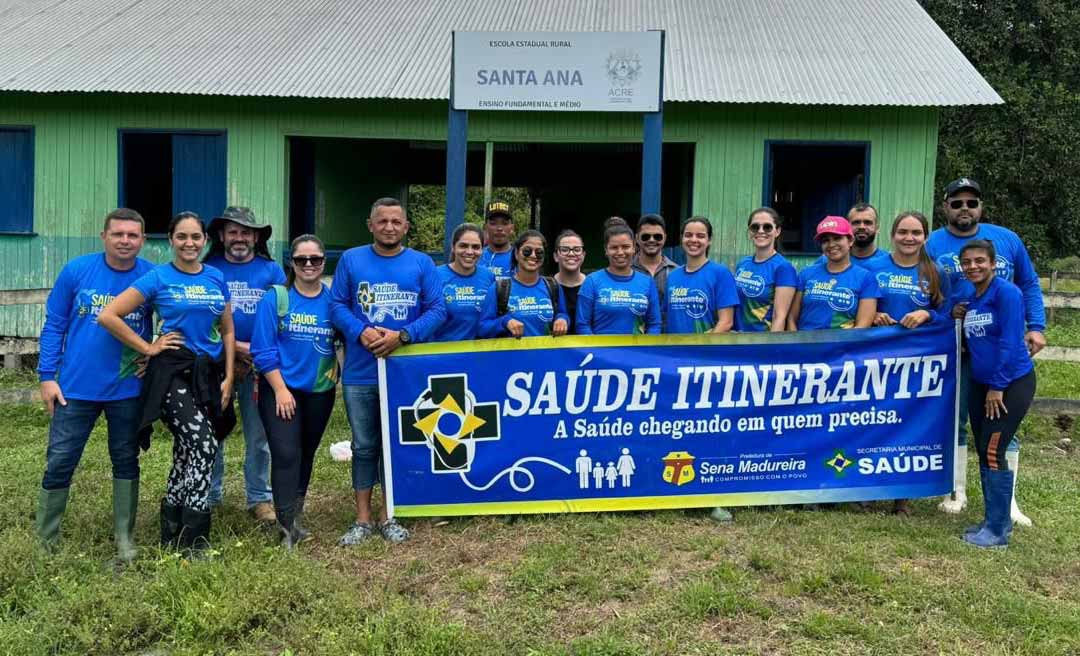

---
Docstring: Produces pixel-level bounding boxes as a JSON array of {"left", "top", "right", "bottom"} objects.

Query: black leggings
[
  {"left": 968, "top": 369, "right": 1036, "bottom": 471},
  {"left": 257, "top": 378, "right": 336, "bottom": 516}
]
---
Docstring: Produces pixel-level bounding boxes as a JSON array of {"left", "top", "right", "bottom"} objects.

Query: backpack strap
[
  {"left": 496, "top": 278, "right": 511, "bottom": 316},
  {"left": 542, "top": 276, "right": 560, "bottom": 311},
  {"left": 271, "top": 284, "right": 289, "bottom": 332}
]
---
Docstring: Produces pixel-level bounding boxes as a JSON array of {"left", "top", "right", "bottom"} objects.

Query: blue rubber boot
[
  {"left": 963, "top": 469, "right": 1013, "bottom": 549},
  {"left": 964, "top": 467, "right": 989, "bottom": 536}
]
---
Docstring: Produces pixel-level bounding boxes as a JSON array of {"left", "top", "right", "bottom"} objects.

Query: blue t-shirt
[
  {"left": 664, "top": 262, "right": 739, "bottom": 334},
  {"left": 203, "top": 255, "right": 286, "bottom": 342},
  {"left": 132, "top": 263, "right": 231, "bottom": 358},
  {"left": 251, "top": 284, "right": 339, "bottom": 393},
  {"left": 734, "top": 253, "right": 798, "bottom": 332},
  {"left": 960, "top": 277, "right": 1034, "bottom": 390},
  {"left": 328, "top": 246, "right": 447, "bottom": 386},
  {"left": 577, "top": 270, "right": 661, "bottom": 335},
  {"left": 479, "top": 277, "right": 569, "bottom": 338},
  {"left": 479, "top": 247, "right": 513, "bottom": 278},
  {"left": 926, "top": 223, "right": 1045, "bottom": 331},
  {"left": 38, "top": 253, "right": 154, "bottom": 401},
  {"left": 796, "top": 262, "right": 880, "bottom": 330},
  {"left": 436, "top": 264, "right": 495, "bottom": 342},
  {"left": 814, "top": 248, "right": 891, "bottom": 269},
  {"left": 862, "top": 255, "right": 951, "bottom": 323}
]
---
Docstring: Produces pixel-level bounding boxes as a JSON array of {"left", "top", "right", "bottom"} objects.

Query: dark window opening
[
  {"left": 120, "top": 131, "right": 226, "bottom": 234},
  {"left": 764, "top": 142, "right": 869, "bottom": 253},
  {"left": 0, "top": 127, "right": 34, "bottom": 233}
]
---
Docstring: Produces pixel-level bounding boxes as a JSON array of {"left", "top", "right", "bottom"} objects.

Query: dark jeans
[
  {"left": 41, "top": 397, "right": 141, "bottom": 490},
  {"left": 257, "top": 378, "right": 336, "bottom": 515},
  {"left": 968, "top": 369, "right": 1036, "bottom": 471}
]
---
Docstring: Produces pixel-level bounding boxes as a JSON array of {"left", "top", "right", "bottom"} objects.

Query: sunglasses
[
  {"left": 949, "top": 199, "right": 980, "bottom": 210},
  {"left": 558, "top": 246, "right": 583, "bottom": 255},
  {"left": 520, "top": 247, "right": 545, "bottom": 259},
  {"left": 292, "top": 255, "right": 325, "bottom": 267},
  {"left": 638, "top": 233, "right": 665, "bottom": 242},
  {"left": 748, "top": 223, "right": 775, "bottom": 233}
]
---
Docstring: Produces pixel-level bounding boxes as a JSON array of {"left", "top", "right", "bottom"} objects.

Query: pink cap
[{"left": 814, "top": 216, "right": 854, "bottom": 241}]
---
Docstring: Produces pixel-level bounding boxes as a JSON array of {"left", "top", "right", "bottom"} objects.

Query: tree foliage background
[
  {"left": 407, "top": 185, "right": 531, "bottom": 253},
  {"left": 922, "top": 0, "right": 1080, "bottom": 267}
]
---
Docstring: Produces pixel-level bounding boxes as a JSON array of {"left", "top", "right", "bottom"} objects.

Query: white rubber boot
[
  {"left": 939, "top": 446, "right": 968, "bottom": 513},
  {"left": 1006, "top": 450, "right": 1032, "bottom": 527}
]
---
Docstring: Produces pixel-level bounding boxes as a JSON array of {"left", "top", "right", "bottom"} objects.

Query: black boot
[
  {"left": 293, "top": 495, "right": 310, "bottom": 542},
  {"left": 179, "top": 507, "right": 212, "bottom": 557},
  {"left": 160, "top": 499, "right": 183, "bottom": 550},
  {"left": 277, "top": 509, "right": 300, "bottom": 550}
]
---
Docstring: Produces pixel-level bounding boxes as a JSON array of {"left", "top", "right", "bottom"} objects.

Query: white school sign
[{"left": 452, "top": 31, "right": 663, "bottom": 112}]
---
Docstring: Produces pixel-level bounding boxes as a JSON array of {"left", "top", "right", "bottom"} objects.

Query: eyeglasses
[
  {"left": 520, "top": 247, "right": 545, "bottom": 259},
  {"left": 292, "top": 255, "right": 325, "bottom": 266},
  {"left": 558, "top": 246, "right": 583, "bottom": 255},
  {"left": 638, "top": 233, "right": 665, "bottom": 242},
  {"left": 949, "top": 199, "right": 980, "bottom": 210},
  {"left": 748, "top": 223, "right": 775, "bottom": 233}
]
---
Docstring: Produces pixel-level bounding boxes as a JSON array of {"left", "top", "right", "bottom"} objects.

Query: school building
[{"left": 0, "top": 0, "right": 1000, "bottom": 340}]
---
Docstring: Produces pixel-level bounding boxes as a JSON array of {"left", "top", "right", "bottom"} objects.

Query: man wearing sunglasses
[
  {"left": 632, "top": 214, "right": 678, "bottom": 303},
  {"left": 926, "top": 177, "right": 1045, "bottom": 526},
  {"left": 203, "top": 206, "right": 287, "bottom": 524}
]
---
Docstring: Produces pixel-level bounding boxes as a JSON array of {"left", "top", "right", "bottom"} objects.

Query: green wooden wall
[{"left": 0, "top": 92, "right": 938, "bottom": 337}]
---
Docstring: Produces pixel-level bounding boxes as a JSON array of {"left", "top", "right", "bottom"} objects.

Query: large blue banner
[{"left": 378, "top": 322, "right": 959, "bottom": 516}]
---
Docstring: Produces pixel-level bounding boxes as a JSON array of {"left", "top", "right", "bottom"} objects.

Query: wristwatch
[{"left": 399, "top": 328, "right": 412, "bottom": 344}]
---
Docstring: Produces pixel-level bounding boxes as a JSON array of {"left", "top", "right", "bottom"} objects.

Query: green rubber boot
[
  {"left": 35, "top": 487, "right": 70, "bottom": 550},
  {"left": 112, "top": 479, "right": 139, "bottom": 563}
]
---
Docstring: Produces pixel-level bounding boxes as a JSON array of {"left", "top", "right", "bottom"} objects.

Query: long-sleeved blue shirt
[
  {"left": 961, "top": 276, "right": 1034, "bottom": 390},
  {"left": 576, "top": 270, "right": 661, "bottom": 335},
  {"left": 251, "top": 284, "right": 338, "bottom": 393},
  {"left": 329, "top": 246, "right": 446, "bottom": 386},
  {"left": 664, "top": 261, "right": 739, "bottom": 334},
  {"left": 203, "top": 255, "right": 286, "bottom": 342},
  {"left": 926, "top": 223, "right": 1045, "bottom": 332},
  {"left": 862, "top": 255, "right": 951, "bottom": 323},
  {"left": 132, "top": 263, "right": 231, "bottom": 359},
  {"left": 479, "top": 247, "right": 513, "bottom": 278},
  {"left": 38, "top": 253, "right": 154, "bottom": 401},
  {"left": 479, "top": 277, "right": 568, "bottom": 337},
  {"left": 435, "top": 264, "right": 495, "bottom": 342}
]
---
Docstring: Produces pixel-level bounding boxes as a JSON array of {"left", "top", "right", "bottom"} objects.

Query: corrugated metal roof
[{"left": 0, "top": 0, "right": 1002, "bottom": 105}]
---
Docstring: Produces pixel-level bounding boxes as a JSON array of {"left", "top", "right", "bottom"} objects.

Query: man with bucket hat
[{"left": 203, "top": 206, "right": 286, "bottom": 523}]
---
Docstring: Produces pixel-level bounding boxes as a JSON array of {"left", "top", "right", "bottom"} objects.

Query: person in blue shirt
[
  {"left": 926, "top": 178, "right": 1044, "bottom": 523},
  {"left": 436, "top": 223, "right": 495, "bottom": 342},
  {"left": 734, "top": 208, "right": 797, "bottom": 332},
  {"left": 479, "top": 200, "right": 515, "bottom": 278},
  {"left": 203, "top": 206, "right": 286, "bottom": 523},
  {"left": 480, "top": 230, "right": 569, "bottom": 338},
  {"left": 34, "top": 208, "right": 154, "bottom": 562},
  {"left": 577, "top": 223, "right": 662, "bottom": 335},
  {"left": 813, "top": 204, "right": 891, "bottom": 269},
  {"left": 953, "top": 240, "right": 1036, "bottom": 548},
  {"left": 100, "top": 212, "right": 236, "bottom": 556},
  {"left": 330, "top": 197, "right": 446, "bottom": 546},
  {"left": 251, "top": 235, "right": 339, "bottom": 549},
  {"left": 665, "top": 216, "right": 739, "bottom": 334},
  {"left": 553, "top": 230, "right": 586, "bottom": 334},
  {"left": 789, "top": 216, "right": 879, "bottom": 331}
]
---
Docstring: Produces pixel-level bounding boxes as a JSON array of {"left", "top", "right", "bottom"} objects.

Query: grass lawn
[
  {"left": 1034, "top": 360, "right": 1080, "bottom": 398},
  {"left": 2, "top": 400, "right": 1079, "bottom": 656},
  {"left": 0, "top": 367, "right": 37, "bottom": 391},
  {"left": 1044, "top": 309, "right": 1080, "bottom": 349}
]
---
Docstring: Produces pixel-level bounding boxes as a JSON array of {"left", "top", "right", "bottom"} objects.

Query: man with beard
[
  {"left": 330, "top": 197, "right": 446, "bottom": 545},
  {"left": 817, "top": 204, "right": 889, "bottom": 268},
  {"left": 479, "top": 201, "right": 515, "bottom": 278},
  {"left": 632, "top": 214, "right": 678, "bottom": 297},
  {"left": 927, "top": 177, "right": 1046, "bottom": 524},
  {"left": 203, "top": 206, "right": 286, "bottom": 523}
]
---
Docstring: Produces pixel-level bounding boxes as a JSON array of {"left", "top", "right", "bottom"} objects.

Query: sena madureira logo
[{"left": 398, "top": 374, "right": 501, "bottom": 474}]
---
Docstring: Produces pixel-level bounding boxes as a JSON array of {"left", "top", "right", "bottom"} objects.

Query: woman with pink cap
[{"left": 788, "top": 216, "right": 879, "bottom": 330}]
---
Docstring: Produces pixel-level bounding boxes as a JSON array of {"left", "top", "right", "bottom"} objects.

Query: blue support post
[
  {"left": 444, "top": 106, "right": 468, "bottom": 257},
  {"left": 641, "top": 30, "right": 665, "bottom": 215}
]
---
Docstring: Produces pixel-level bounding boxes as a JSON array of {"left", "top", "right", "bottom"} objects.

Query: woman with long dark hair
[
  {"left": 99, "top": 212, "right": 235, "bottom": 555},
  {"left": 954, "top": 240, "right": 1036, "bottom": 548},
  {"left": 553, "top": 229, "right": 586, "bottom": 333},
  {"left": 480, "top": 230, "right": 569, "bottom": 338},
  {"left": 436, "top": 223, "right": 494, "bottom": 342},
  {"left": 250, "top": 234, "right": 339, "bottom": 548},
  {"left": 577, "top": 223, "right": 661, "bottom": 335},
  {"left": 734, "top": 208, "right": 797, "bottom": 332},
  {"left": 788, "top": 216, "right": 879, "bottom": 330}
]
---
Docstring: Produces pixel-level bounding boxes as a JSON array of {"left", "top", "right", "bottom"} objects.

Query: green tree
[
  {"left": 923, "top": 0, "right": 1080, "bottom": 265},
  {"left": 406, "top": 185, "right": 531, "bottom": 253}
]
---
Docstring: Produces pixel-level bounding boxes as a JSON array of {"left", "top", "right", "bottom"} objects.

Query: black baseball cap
[
  {"left": 485, "top": 201, "right": 513, "bottom": 222},
  {"left": 943, "top": 177, "right": 981, "bottom": 200}
]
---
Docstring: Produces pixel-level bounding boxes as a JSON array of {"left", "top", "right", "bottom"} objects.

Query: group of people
[{"left": 33, "top": 176, "right": 1045, "bottom": 561}]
